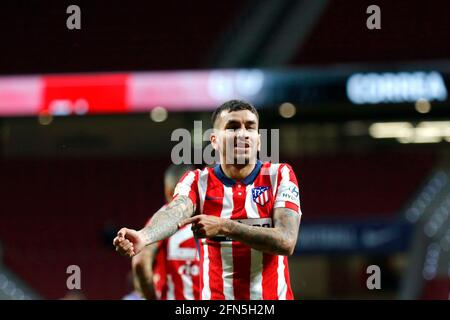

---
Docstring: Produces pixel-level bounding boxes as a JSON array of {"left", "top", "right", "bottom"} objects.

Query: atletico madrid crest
[{"left": 252, "top": 186, "right": 271, "bottom": 206}]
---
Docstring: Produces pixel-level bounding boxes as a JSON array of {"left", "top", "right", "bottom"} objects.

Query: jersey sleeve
[
  {"left": 172, "top": 169, "right": 199, "bottom": 209},
  {"left": 274, "top": 164, "right": 301, "bottom": 215}
]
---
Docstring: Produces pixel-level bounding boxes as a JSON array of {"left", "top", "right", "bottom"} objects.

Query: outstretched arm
[
  {"left": 114, "top": 195, "right": 195, "bottom": 257},
  {"left": 139, "top": 195, "right": 195, "bottom": 245},
  {"left": 182, "top": 207, "right": 301, "bottom": 256}
]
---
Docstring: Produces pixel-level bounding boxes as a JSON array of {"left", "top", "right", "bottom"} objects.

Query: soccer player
[
  {"left": 114, "top": 100, "right": 302, "bottom": 300},
  {"left": 132, "top": 164, "right": 200, "bottom": 300}
]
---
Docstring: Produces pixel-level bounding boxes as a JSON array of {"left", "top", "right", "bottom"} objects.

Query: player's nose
[{"left": 235, "top": 127, "right": 251, "bottom": 140}]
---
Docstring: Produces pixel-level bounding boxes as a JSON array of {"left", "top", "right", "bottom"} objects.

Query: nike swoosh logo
[{"left": 205, "top": 196, "right": 223, "bottom": 201}]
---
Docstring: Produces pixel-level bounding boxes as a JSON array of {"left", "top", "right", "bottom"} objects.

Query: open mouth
[{"left": 234, "top": 141, "right": 250, "bottom": 148}]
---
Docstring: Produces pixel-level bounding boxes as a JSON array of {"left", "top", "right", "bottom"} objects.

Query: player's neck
[{"left": 220, "top": 162, "right": 256, "bottom": 181}]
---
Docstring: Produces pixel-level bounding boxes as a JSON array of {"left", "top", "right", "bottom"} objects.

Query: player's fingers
[
  {"left": 179, "top": 215, "right": 201, "bottom": 228},
  {"left": 114, "top": 233, "right": 127, "bottom": 243},
  {"left": 116, "top": 246, "right": 127, "bottom": 256},
  {"left": 123, "top": 241, "right": 133, "bottom": 251},
  {"left": 117, "top": 227, "right": 128, "bottom": 238},
  {"left": 115, "top": 240, "right": 130, "bottom": 253}
]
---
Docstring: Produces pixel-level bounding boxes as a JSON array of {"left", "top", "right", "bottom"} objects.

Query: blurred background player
[
  {"left": 121, "top": 271, "right": 144, "bottom": 300},
  {"left": 132, "top": 164, "right": 200, "bottom": 300}
]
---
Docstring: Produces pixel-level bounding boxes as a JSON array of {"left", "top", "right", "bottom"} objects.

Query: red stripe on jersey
[
  {"left": 277, "top": 164, "right": 284, "bottom": 187},
  {"left": 250, "top": 162, "right": 279, "bottom": 299},
  {"left": 262, "top": 253, "right": 279, "bottom": 299},
  {"left": 204, "top": 170, "right": 225, "bottom": 299},
  {"left": 254, "top": 162, "right": 274, "bottom": 218},
  {"left": 153, "top": 240, "right": 168, "bottom": 300},
  {"left": 286, "top": 164, "right": 298, "bottom": 185},
  {"left": 198, "top": 240, "right": 205, "bottom": 298},
  {"left": 231, "top": 182, "right": 250, "bottom": 300},
  {"left": 284, "top": 256, "right": 294, "bottom": 300},
  {"left": 207, "top": 243, "right": 225, "bottom": 299},
  {"left": 285, "top": 201, "right": 299, "bottom": 213},
  {"left": 171, "top": 262, "right": 186, "bottom": 300},
  {"left": 286, "top": 164, "right": 301, "bottom": 214}
]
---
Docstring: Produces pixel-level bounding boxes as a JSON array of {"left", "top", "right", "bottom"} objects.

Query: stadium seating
[
  {"left": 0, "top": 1, "right": 248, "bottom": 74},
  {"left": 292, "top": 0, "right": 450, "bottom": 66},
  {"left": 289, "top": 151, "right": 437, "bottom": 220}
]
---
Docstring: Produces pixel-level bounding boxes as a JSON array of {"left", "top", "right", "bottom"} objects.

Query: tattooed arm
[
  {"left": 113, "top": 195, "right": 195, "bottom": 257},
  {"left": 223, "top": 208, "right": 300, "bottom": 255},
  {"left": 139, "top": 195, "right": 194, "bottom": 244},
  {"left": 182, "top": 207, "right": 301, "bottom": 256}
]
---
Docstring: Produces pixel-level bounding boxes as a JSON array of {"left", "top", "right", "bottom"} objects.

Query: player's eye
[{"left": 226, "top": 124, "right": 240, "bottom": 131}]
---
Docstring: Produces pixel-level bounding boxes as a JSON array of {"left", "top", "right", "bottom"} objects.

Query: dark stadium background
[{"left": 0, "top": 0, "right": 450, "bottom": 300}]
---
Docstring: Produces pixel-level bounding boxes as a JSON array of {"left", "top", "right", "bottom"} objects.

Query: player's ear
[{"left": 210, "top": 129, "right": 219, "bottom": 151}]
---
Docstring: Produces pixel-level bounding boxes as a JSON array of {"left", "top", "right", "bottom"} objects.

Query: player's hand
[
  {"left": 113, "top": 228, "right": 145, "bottom": 258},
  {"left": 180, "top": 215, "right": 225, "bottom": 238}
]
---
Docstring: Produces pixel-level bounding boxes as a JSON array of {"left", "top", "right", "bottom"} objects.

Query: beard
[
  {"left": 222, "top": 147, "right": 257, "bottom": 165},
  {"left": 221, "top": 137, "right": 258, "bottom": 165}
]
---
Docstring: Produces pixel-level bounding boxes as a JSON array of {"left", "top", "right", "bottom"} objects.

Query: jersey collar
[{"left": 214, "top": 160, "right": 263, "bottom": 187}]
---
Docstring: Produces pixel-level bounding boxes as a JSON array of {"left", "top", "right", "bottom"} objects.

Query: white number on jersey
[{"left": 167, "top": 226, "right": 197, "bottom": 261}]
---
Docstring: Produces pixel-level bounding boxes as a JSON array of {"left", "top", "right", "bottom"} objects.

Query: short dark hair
[{"left": 211, "top": 99, "right": 259, "bottom": 127}]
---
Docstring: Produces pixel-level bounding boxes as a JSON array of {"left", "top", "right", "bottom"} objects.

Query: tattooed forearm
[
  {"left": 138, "top": 195, "right": 194, "bottom": 245},
  {"left": 222, "top": 208, "right": 300, "bottom": 255}
]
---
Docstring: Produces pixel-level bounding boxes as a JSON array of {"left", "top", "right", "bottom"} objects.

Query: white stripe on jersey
[
  {"left": 175, "top": 170, "right": 196, "bottom": 197},
  {"left": 181, "top": 273, "right": 194, "bottom": 300},
  {"left": 201, "top": 239, "right": 211, "bottom": 300},
  {"left": 245, "top": 183, "right": 260, "bottom": 219},
  {"left": 167, "top": 274, "right": 175, "bottom": 300},
  {"left": 221, "top": 186, "right": 234, "bottom": 219},
  {"left": 220, "top": 185, "right": 234, "bottom": 299},
  {"left": 277, "top": 256, "right": 287, "bottom": 300},
  {"left": 269, "top": 163, "right": 281, "bottom": 197},
  {"left": 249, "top": 248, "right": 263, "bottom": 300},
  {"left": 198, "top": 168, "right": 209, "bottom": 214},
  {"left": 274, "top": 165, "right": 290, "bottom": 208},
  {"left": 221, "top": 242, "right": 234, "bottom": 300}
]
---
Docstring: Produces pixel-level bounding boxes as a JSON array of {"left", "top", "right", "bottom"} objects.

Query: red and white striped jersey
[
  {"left": 173, "top": 160, "right": 301, "bottom": 300},
  {"left": 146, "top": 218, "right": 200, "bottom": 300}
]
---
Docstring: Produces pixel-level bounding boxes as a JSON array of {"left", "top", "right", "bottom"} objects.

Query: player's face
[{"left": 211, "top": 110, "right": 260, "bottom": 165}]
